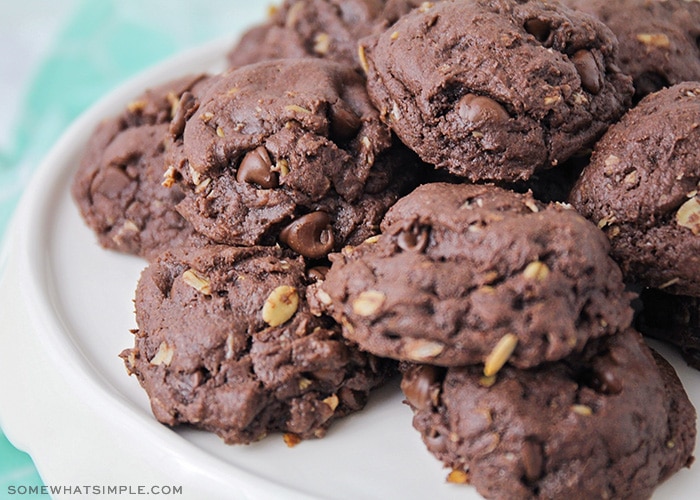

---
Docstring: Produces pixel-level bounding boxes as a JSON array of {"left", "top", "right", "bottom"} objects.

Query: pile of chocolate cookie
[{"left": 72, "top": 0, "right": 700, "bottom": 498}]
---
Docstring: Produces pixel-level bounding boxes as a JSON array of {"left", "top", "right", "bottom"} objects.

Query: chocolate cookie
[
  {"left": 316, "top": 183, "right": 633, "bottom": 368},
  {"left": 401, "top": 328, "right": 696, "bottom": 499},
  {"left": 569, "top": 83, "right": 700, "bottom": 295},
  {"left": 359, "top": 0, "right": 633, "bottom": 182},
  {"left": 121, "top": 245, "right": 393, "bottom": 445},
  {"left": 72, "top": 74, "right": 212, "bottom": 260},
  {"left": 562, "top": 0, "right": 700, "bottom": 100},
  {"left": 637, "top": 288, "right": 700, "bottom": 371},
  {"left": 167, "top": 58, "right": 418, "bottom": 259},
  {"left": 226, "top": 0, "right": 425, "bottom": 71}
]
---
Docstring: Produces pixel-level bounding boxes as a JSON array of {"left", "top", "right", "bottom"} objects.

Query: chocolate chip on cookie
[
  {"left": 72, "top": 74, "right": 213, "bottom": 260},
  {"left": 317, "top": 183, "right": 633, "bottom": 368},
  {"left": 401, "top": 328, "right": 696, "bottom": 499},
  {"left": 562, "top": 0, "right": 700, "bottom": 100},
  {"left": 360, "top": 0, "right": 633, "bottom": 182},
  {"left": 167, "top": 58, "right": 419, "bottom": 259}
]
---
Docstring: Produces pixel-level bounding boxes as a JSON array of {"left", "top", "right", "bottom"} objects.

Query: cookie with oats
[
  {"left": 569, "top": 82, "right": 700, "bottom": 296},
  {"left": 226, "top": 0, "right": 426, "bottom": 72},
  {"left": 121, "top": 244, "right": 394, "bottom": 445},
  {"left": 562, "top": 0, "right": 700, "bottom": 101},
  {"left": 359, "top": 0, "right": 633, "bottom": 182},
  {"left": 316, "top": 183, "right": 633, "bottom": 368},
  {"left": 401, "top": 328, "right": 696, "bottom": 499},
  {"left": 167, "top": 58, "right": 418, "bottom": 260},
  {"left": 71, "top": 74, "right": 213, "bottom": 260}
]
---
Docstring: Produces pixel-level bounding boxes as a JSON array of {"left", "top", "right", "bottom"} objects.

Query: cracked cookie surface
[
  {"left": 71, "top": 74, "right": 213, "bottom": 260},
  {"left": 226, "top": 0, "right": 426, "bottom": 71},
  {"left": 359, "top": 0, "right": 633, "bottom": 182},
  {"left": 121, "top": 245, "right": 393, "bottom": 445},
  {"left": 317, "top": 183, "right": 633, "bottom": 368},
  {"left": 569, "top": 82, "right": 700, "bottom": 295},
  {"left": 401, "top": 328, "right": 696, "bottom": 499},
  {"left": 562, "top": 0, "right": 700, "bottom": 101},
  {"left": 167, "top": 58, "right": 419, "bottom": 259}
]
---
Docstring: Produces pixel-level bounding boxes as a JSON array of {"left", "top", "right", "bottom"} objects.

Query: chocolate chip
[
  {"left": 236, "top": 147, "right": 278, "bottom": 188},
  {"left": 307, "top": 266, "right": 330, "bottom": 282},
  {"left": 150, "top": 264, "right": 179, "bottom": 298},
  {"left": 330, "top": 101, "right": 362, "bottom": 139},
  {"left": 580, "top": 358, "right": 624, "bottom": 395},
  {"left": 596, "top": 368, "right": 623, "bottom": 394},
  {"left": 590, "top": 363, "right": 623, "bottom": 395},
  {"left": 279, "top": 212, "right": 335, "bottom": 259},
  {"left": 169, "top": 91, "right": 198, "bottom": 138},
  {"left": 400, "top": 364, "right": 443, "bottom": 411},
  {"left": 524, "top": 18, "right": 551, "bottom": 43},
  {"left": 190, "top": 370, "right": 205, "bottom": 389},
  {"left": 92, "top": 166, "right": 132, "bottom": 198},
  {"left": 397, "top": 223, "right": 430, "bottom": 252},
  {"left": 521, "top": 437, "right": 544, "bottom": 482},
  {"left": 571, "top": 50, "right": 602, "bottom": 95},
  {"left": 457, "top": 94, "right": 510, "bottom": 124}
]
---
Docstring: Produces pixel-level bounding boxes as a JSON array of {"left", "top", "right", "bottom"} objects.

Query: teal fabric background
[{"left": 0, "top": 0, "right": 266, "bottom": 492}]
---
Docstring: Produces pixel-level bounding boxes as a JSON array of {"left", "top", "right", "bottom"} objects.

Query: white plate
[{"left": 1, "top": 33, "right": 700, "bottom": 500}]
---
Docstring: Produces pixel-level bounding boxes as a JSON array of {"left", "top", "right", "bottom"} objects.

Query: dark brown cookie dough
[
  {"left": 569, "top": 83, "right": 700, "bottom": 295},
  {"left": 637, "top": 287, "right": 700, "bottom": 370},
  {"left": 72, "top": 74, "right": 212, "bottom": 260},
  {"left": 401, "top": 328, "right": 696, "bottom": 499},
  {"left": 562, "top": 0, "right": 700, "bottom": 100},
  {"left": 167, "top": 58, "right": 418, "bottom": 259},
  {"left": 226, "top": 0, "right": 426, "bottom": 71},
  {"left": 316, "top": 183, "right": 633, "bottom": 368},
  {"left": 359, "top": 0, "right": 633, "bottom": 182},
  {"left": 121, "top": 245, "right": 393, "bottom": 445}
]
